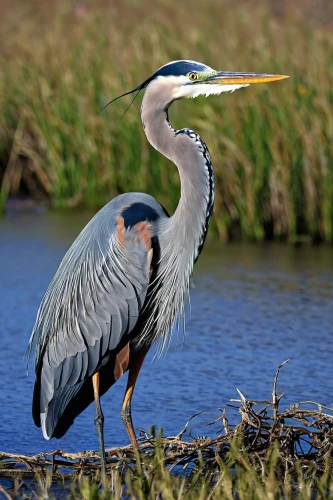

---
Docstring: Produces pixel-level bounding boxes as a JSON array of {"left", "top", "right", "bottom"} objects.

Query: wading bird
[{"left": 28, "top": 60, "right": 288, "bottom": 474}]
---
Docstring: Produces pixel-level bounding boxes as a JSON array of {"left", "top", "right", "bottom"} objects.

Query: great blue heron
[{"left": 28, "top": 60, "right": 287, "bottom": 474}]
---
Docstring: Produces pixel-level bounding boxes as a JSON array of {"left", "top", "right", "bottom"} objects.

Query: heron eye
[{"left": 188, "top": 72, "right": 198, "bottom": 81}]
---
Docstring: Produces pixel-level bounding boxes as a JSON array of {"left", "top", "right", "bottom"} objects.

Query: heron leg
[
  {"left": 92, "top": 372, "right": 107, "bottom": 479},
  {"left": 120, "top": 349, "right": 147, "bottom": 449}
]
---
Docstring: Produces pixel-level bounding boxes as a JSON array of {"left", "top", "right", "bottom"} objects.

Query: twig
[
  {"left": 272, "top": 359, "right": 290, "bottom": 419},
  {"left": 176, "top": 410, "right": 205, "bottom": 440}
]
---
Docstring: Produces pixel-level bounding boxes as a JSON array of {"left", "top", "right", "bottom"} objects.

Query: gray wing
[{"left": 28, "top": 193, "right": 164, "bottom": 439}]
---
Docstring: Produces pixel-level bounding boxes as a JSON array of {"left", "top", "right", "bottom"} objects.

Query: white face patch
[
  {"left": 148, "top": 75, "right": 250, "bottom": 103},
  {"left": 173, "top": 82, "right": 249, "bottom": 99}
]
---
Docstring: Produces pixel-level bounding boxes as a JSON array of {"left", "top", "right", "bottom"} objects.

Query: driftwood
[{"left": 1, "top": 360, "right": 333, "bottom": 486}]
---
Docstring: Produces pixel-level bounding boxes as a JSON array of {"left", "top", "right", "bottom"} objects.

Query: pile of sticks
[{"left": 1, "top": 360, "right": 333, "bottom": 483}]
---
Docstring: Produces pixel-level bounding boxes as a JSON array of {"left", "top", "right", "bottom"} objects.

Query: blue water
[{"left": 1, "top": 208, "right": 333, "bottom": 458}]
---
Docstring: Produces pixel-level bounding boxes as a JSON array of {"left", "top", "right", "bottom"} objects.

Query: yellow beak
[{"left": 209, "top": 72, "right": 289, "bottom": 85}]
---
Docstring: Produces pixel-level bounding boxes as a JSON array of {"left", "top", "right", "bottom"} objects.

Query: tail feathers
[
  {"left": 41, "top": 382, "right": 86, "bottom": 439},
  {"left": 32, "top": 375, "right": 42, "bottom": 428},
  {"left": 40, "top": 413, "right": 51, "bottom": 440},
  {"left": 34, "top": 351, "right": 121, "bottom": 440}
]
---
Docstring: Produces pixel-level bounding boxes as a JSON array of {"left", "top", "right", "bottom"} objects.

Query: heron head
[
  {"left": 104, "top": 60, "right": 288, "bottom": 111},
  {"left": 147, "top": 60, "right": 289, "bottom": 99}
]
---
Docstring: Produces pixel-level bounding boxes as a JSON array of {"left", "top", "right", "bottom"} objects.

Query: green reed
[{"left": 0, "top": 0, "right": 332, "bottom": 241}]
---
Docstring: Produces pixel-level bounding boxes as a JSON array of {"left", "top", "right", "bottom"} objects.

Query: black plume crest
[
  {"left": 102, "top": 75, "right": 154, "bottom": 115},
  {"left": 102, "top": 60, "right": 212, "bottom": 114}
]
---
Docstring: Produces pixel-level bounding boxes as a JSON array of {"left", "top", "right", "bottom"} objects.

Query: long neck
[{"left": 141, "top": 81, "right": 215, "bottom": 261}]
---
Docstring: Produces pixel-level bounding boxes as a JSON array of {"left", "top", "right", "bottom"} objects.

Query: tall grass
[{"left": 0, "top": 0, "right": 332, "bottom": 241}]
